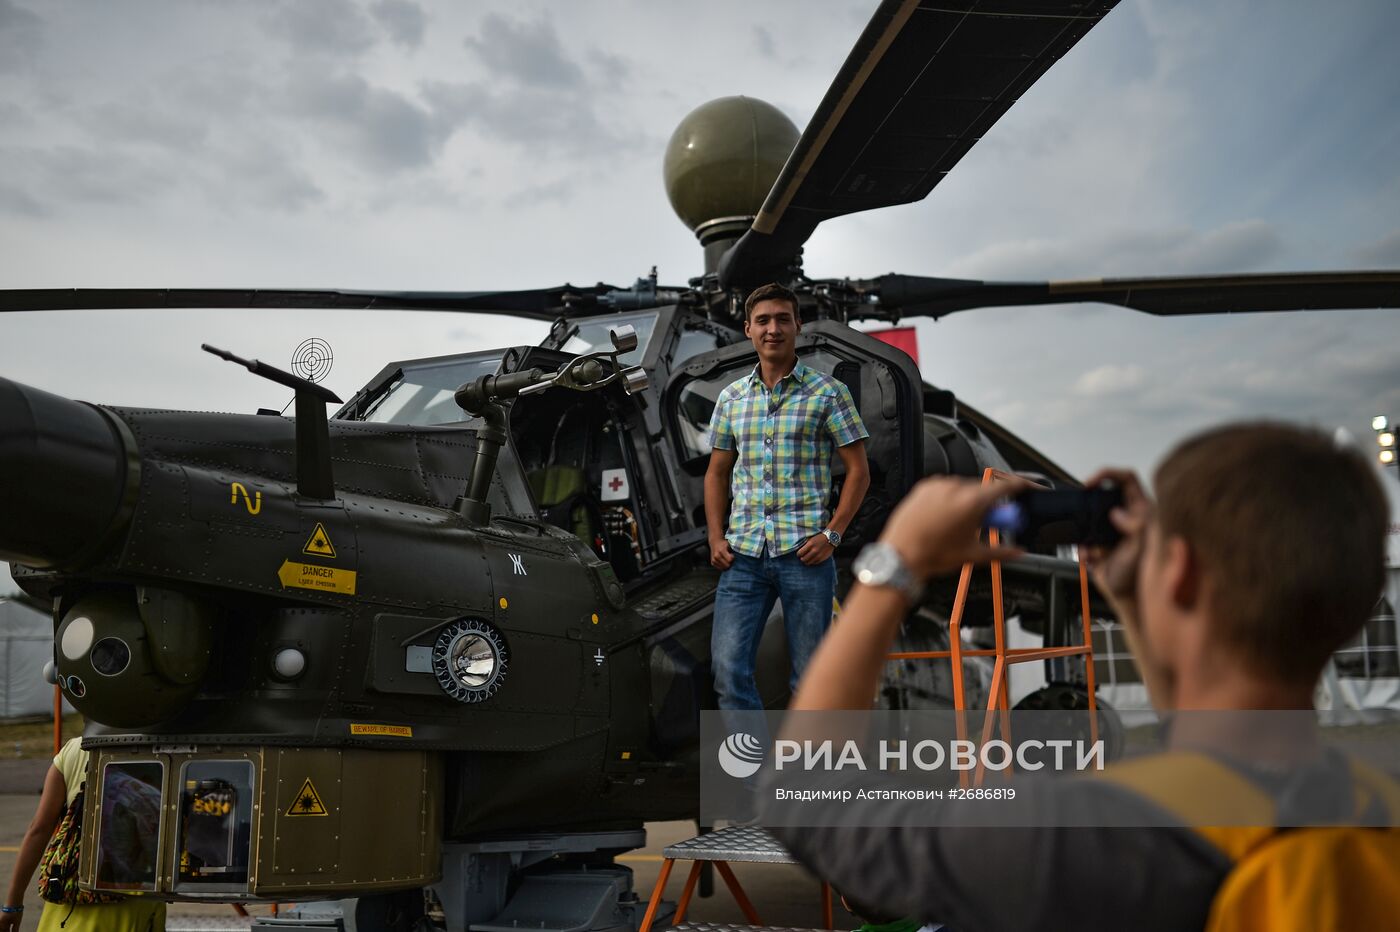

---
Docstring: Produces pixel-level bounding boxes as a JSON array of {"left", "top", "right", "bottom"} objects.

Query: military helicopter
[{"left": 3, "top": 1, "right": 1400, "bottom": 930}]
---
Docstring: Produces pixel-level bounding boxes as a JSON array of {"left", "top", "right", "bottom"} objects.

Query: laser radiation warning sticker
[
  {"left": 303, "top": 522, "right": 336, "bottom": 558},
  {"left": 285, "top": 777, "right": 329, "bottom": 817}
]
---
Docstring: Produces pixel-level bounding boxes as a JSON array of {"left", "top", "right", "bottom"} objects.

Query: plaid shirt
[{"left": 708, "top": 360, "right": 868, "bottom": 557}]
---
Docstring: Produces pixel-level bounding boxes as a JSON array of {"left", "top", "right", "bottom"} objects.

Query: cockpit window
[
  {"left": 558, "top": 310, "right": 658, "bottom": 367},
  {"left": 673, "top": 325, "right": 725, "bottom": 366},
  {"left": 358, "top": 355, "right": 502, "bottom": 426}
]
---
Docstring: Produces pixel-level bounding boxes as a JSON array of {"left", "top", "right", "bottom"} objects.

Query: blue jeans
[{"left": 711, "top": 549, "right": 837, "bottom": 711}]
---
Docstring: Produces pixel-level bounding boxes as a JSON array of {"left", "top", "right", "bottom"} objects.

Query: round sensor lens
[
  {"left": 66, "top": 675, "right": 87, "bottom": 698},
  {"left": 450, "top": 634, "right": 497, "bottom": 688},
  {"left": 431, "top": 619, "right": 508, "bottom": 703},
  {"left": 90, "top": 637, "right": 131, "bottom": 677}
]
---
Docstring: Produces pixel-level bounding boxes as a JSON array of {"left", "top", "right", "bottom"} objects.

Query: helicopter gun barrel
[
  {"left": 452, "top": 366, "right": 549, "bottom": 414},
  {"left": 451, "top": 358, "right": 608, "bottom": 414},
  {"left": 0, "top": 376, "right": 138, "bottom": 567}
]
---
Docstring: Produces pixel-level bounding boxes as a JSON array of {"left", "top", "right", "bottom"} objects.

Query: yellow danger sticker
[
  {"left": 350, "top": 723, "right": 413, "bottom": 738},
  {"left": 278, "top": 560, "right": 357, "bottom": 595},
  {"left": 285, "top": 778, "right": 329, "bottom": 817},
  {"left": 303, "top": 522, "right": 337, "bottom": 558}
]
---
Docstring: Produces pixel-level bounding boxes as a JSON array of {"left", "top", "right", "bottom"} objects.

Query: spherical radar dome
[{"left": 663, "top": 96, "right": 799, "bottom": 236}]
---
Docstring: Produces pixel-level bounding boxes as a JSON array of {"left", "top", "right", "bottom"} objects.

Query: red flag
[{"left": 867, "top": 326, "right": 918, "bottom": 364}]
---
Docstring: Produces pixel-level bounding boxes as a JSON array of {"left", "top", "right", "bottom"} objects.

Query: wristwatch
[
  {"left": 853, "top": 542, "right": 924, "bottom": 603},
  {"left": 821, "top": 527, "right": 841, "bottom": 548}
]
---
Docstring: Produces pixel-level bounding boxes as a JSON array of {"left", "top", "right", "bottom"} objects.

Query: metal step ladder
[{"left": 638, "top": 826, "right": 832, "bottom": 932}]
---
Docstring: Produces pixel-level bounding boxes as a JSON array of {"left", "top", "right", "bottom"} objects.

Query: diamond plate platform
[{"left": 661, "top": 825, "right": 797, "bottom": 863}]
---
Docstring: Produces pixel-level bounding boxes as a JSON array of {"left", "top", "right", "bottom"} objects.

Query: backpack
[
  {"left": 1101, "top": 750, "right": 1400, "bottom": 932},
  {"left": 37, "top": 783, "right": 122, "bottom": 906}
]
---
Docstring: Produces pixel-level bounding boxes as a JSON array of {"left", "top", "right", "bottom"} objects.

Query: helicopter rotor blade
[
  {"left": 859, "top": 271, "right": 1400, "bottom": 319},
  {"left": 719, "top": 0, "right": 1120, "bottom": 289},
  {"left": 0, "top": 285, "right": 623, "bottom": 320}
]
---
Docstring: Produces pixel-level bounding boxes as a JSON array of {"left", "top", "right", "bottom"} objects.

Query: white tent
[
  {"left": 1318, "top": 455, "right": 1400, "bottom": 717},
  {"left": 0, "top": 597, "right": 67, "bottom": 719}
]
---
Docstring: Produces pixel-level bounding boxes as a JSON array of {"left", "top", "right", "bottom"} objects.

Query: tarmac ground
[{"left": 1, "top": 772, "right": 834, "bottom": 932}]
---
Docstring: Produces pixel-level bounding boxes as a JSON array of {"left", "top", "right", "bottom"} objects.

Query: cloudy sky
[{"left": 2, "top": 0, "right": 1399, "bottom": 589}]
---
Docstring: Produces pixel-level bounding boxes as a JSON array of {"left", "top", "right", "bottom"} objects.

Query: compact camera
[{"left": 985, "top": 484, "right": 1124, "bottom": 548}]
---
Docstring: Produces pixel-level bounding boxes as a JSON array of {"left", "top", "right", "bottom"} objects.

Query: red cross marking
[{"left": 608, "top": 476, "right": 625, "bottom": 492}]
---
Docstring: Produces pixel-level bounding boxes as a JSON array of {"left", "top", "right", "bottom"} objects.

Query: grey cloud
[
  {"left": 262, "top": 0, "right": 375, "bottom": 55},
  {"left": 84, "top": 100, "right": 209, "bottom": 150},
  {"left": 215, "top": 141, "right": 324, "bottom": 211},
  {"left": 0, "top": 0, "right": 40, "bottom": 73},
  {"left": 1072, "top": 363, "right": 1146, "bottom": 397},
  {"left": 992, "top": 340, "right": 1400, "bottom": 478},
  {"left": 949, "top": 219, "right": 1285, "bottom": 280},
  {"left": 420, "top": 14, "right": 648, "bottom": 161},
  {"left": 166, "top": 60, "right": 264, "bottom": 118},
  {"left": 1174, "top": 220, "right": 1285, "bottom": 272},
  {"left": 0, "top": 145, "right": 170, "bottom": 214},
  {"left": 1125, "top": 323, "right": 1400, "bottom": 435},
  {"left": 371, "top": 0, "right": 425, "bottom": 49},
  {"left": 1355, "top": 229, "right": 1400, "bottom": 267},
  {"left": 502, "top": 175, "right": 584, "bottom": 209},
  {"left": 0, "top": 185, "right": 41, "bottom": 215},
  {"left": 0, "top": 100, "right": 30, "bottom": 128},
  {"left": 0, "top": 135, "right": 319, "bottom": 219},
  {"left": 463, "top": 15, "right": 585, "bottom": 89},
  {"left": 587, "top": 49, "right": 629, "bottom": 88},
  {"left": 288, "top": 71, "right": 446, "bottom": 172},
  {"left": 422, "top": 80, "right": 641, "bottom": 157},
  {"left": 753, "top": 25, "right": 775, "bottom": 57},
  {"left": 748, "top": 23, "right": 815, "bottom": 69}
]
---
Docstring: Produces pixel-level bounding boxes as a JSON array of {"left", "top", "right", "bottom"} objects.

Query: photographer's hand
[
  {"left": 1081, "top": 468, "right": 1152, "bottom": 625},
  {"left": 882, "top": 476, "right": 1026, "bottom": 579},
  {"left": 790, "top": 476, "right": 1023, "bottom": 713}
]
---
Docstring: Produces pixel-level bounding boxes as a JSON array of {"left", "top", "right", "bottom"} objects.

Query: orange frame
[
  {"left": 638, "top": 857, "right": 832, "bottom": 932},
  {"left": 884, "top": 468, "right": 1100, "bottom": 785}
]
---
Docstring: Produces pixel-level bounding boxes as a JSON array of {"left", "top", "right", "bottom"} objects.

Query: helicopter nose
[{"left": 0, "top": 377, "right": 138, "bottom": 567}]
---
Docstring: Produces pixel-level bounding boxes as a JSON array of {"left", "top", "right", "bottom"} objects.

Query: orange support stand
[
  {"left": 639, "top": 857, "right": 833, "bottom": 932},
  {"left": 638, "top": 858, "right": 676, "bottom": 932},
  {"left": 884, "top": 468, "right": 1101, "bottom": 785},
  {"left": 672, "top": 862, "right": 704, "bottom": 923},
  {"left": 712, "top": 861, "right": 761, "bottom": 924}
]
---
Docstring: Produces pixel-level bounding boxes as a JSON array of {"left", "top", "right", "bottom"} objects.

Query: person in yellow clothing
[{"left": 1, "top": 736, "right": 165, "bottom": 932}]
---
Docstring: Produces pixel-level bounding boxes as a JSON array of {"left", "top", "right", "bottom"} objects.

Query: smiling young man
[{"left": 705, "top": 282, "right": 870, "bottom": 711}]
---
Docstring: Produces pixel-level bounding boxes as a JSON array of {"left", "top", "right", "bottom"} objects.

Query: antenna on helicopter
[{"left": 202, "top": 344, "right": 342, "bottom": 500}]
